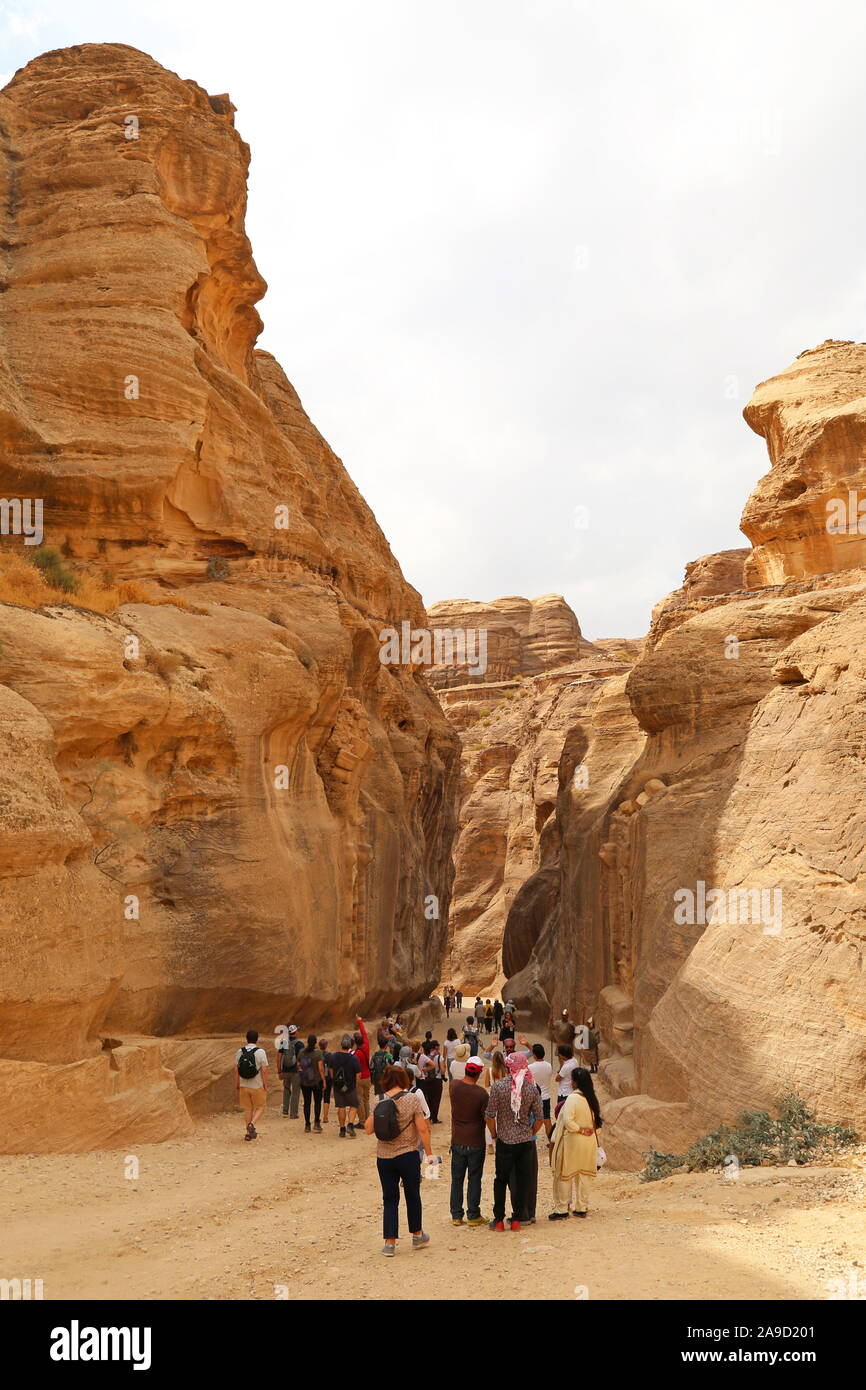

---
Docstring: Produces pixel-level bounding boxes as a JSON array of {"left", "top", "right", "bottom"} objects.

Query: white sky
[{"left": 3, "top": 0, "right": 865, "bottom": 637}]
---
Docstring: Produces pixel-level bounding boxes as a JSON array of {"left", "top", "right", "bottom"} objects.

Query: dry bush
[
  {"left": 152, "top": 649, "right": 185, "bottom": 681},
  {"left": 0, "top": 550, "right": 198, "bottom": 615},
  {"left": 73, "top": 575, "right": 152, "bottom": 614},
  {"left": 0, "top": 552, "right": 52, "bottom": 606}
]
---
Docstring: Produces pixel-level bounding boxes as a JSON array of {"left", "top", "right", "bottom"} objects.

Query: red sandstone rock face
[
  {"left": 427, "top": 594, "right": 635, "bottom": 991},
  {"left": 427, "top": 594, "right": 597, "bottom": 691},
  {"left": 0, "top": 45, "right": 458, "bottom": 1152},
  {"left": 742, "top": 340, "right": 866, "bottom": 586},
  {"left": 505, "top": 518, "right": 866, "bottom": 1165}
]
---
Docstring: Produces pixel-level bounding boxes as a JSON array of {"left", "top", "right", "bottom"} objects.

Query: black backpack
[
  {"left": 237, "top": 1045, "right": 259, "bottom": 1081},
  {"left": 333, "top": 1057, "right": 352, "bottom": 1092},
  {"left": 373, "top": 1090, "right": 411, "bottom": 1141},
  {"left": 280, "top": 1039, "right": 297, "bottom": 1070}
]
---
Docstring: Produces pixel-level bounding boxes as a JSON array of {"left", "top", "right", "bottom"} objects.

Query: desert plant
[
  {"left": 0, "top": 551, "right": 52, "bottom": 606},
  {"left": 640, "top": 1090, "right": 858, "bottom": 1182},
  {"left": 206, "top": 556, "right": 230, "bottom": 581},
  {"left": 641, "top": 1150, "right": 684, "bottom": 1183},
  {"left": 31, "top": 545, "right": 79, "bottom": 594},
  {"left": 153, "top": 649, "right": 185, "bottom": 681}
]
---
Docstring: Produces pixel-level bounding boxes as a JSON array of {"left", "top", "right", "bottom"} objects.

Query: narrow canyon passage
[{"left": 1, "top": 41, "right": 865, "bottom": 1337}]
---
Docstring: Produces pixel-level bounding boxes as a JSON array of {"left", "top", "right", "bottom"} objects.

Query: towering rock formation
[
  {"left": 741, "top": 340, "right": 866, "bottom": 585},
  {"left": 0, "top": 45, "right": 458, "bottom": 1152},
  {"left": 427, "top": 595, "right": 636, "bottom": 991},
  {"left": 504, "top": 343, "right": 866, "bottom": 1164}
]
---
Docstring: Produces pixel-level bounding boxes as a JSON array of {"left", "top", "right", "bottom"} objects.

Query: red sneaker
[
  {"left": 510, "top": 1219, "right": 521, "bottom": 1232},
  {"left": 488, "top": 1220, "right": 505, "bottom": 1231}
]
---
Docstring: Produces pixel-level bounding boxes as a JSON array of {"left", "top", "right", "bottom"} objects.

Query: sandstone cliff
[
  {"left": 427, "top": 595, "right": 635, "bottom": 991},
  {"left": 504, "top": 343, "right": 866, "bottom": 1165},
  {"left": 0, "top": 44, "right": 458, "bottom": 1152}
]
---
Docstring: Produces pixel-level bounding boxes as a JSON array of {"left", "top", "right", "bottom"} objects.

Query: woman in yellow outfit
[{"left": 548, "top": 1067, "right": 601, "bottom": 1219}]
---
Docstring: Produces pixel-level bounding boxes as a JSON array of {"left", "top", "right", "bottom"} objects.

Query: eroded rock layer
[
  {"left": 504, "top": 343, "right": 866, "bottom": 1165},
  {"left": 0, "top": 45, "right": 458, "bottom": 1152},
  {"left": 427, "top": 594, "right": 636, "bottom": 992}
]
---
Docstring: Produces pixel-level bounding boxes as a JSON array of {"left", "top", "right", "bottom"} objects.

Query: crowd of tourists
[{"left": 233, "top": 1001, "right": 605, "bottom": 1255}]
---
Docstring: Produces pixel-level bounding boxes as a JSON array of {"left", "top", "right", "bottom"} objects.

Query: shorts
[
  {"left": 239, "top": 1086, "right": 266, "bottom": 1111},
  {"left": 334, "top": 1088, "right": 359, "bottom": 1110}
]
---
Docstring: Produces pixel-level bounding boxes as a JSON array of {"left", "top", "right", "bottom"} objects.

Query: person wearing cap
[
  {"left": 449, "top": 1052, "right": 488, "bottom": 1226},
  {"left": 278, "top": 1024, "right": 303, "bottom": 1119}
]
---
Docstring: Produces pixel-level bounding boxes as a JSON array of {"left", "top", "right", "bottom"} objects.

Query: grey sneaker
[
  {"left": 412, "top": 1232, "right": 430, "bottom": 1250},
  {"left": 382, "top": 1243, "right": 396, "bottom": 1256}
]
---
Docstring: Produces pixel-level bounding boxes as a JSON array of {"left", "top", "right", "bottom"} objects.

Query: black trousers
[
  {"left": 450, "top": 1144, "right": 486, "bottom": 1220},
  {"left": 419, "top": 1076, "right": 443, "bottom": 1121},
  {"left": 377, "top": 1150, "right": 422, "bottom": 1239},
  {"left": 493, "top": 1139, "right": 535, "bottom": 1222},
  {"left": 301, "top": 1084, "right": 323, "bottom": 1124}
]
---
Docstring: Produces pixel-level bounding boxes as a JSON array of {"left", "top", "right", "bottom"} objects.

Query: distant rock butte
[
  {"left": 0, "top": 45, "right": 458, "bottom": 1153},
  {"left": 427, "top": 594, "right": 598, "bottom": 691}
]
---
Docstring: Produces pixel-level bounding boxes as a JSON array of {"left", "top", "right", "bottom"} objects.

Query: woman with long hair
[
  {"left": 443, "top": 1026, "right": 460, "bottom": 1068},
  {"left": 488, "top": 1048, "right": 507, "bottom": 1084},
  {"left": 299, "top": 1033, "right": 326, "bottom": 1132},
  {"left": 548, "top": 1067, "right": 601, "bottom": 1220},
  {"left": 417, "top": 1040, "right": 445, "bottom": 1123}
]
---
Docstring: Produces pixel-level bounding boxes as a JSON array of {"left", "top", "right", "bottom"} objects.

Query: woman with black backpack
[
  {"left": 298, "top": 1033, "right": 326, "bottom": 1133},
  {"left": 364, "top": 1064, "right": 433, "bottom": 1256}
]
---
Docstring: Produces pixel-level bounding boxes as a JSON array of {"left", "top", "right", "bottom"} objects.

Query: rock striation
[
  {"left": 0, "top": 45, "right": 458, "bottom": 1153},
  {"left": 504, "top": 342, "right": 866, "bottom": 1165},
  {"left": 742, "top": 341, "right": 866, "bottom": 586},
  {"left": 427, "top": 594, "right": 636, "bottom": 992}
]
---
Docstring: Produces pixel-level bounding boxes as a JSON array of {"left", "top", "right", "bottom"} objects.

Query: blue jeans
[
  {"left": 377, "top": 1150, "right": 422, "bottom": 1240},
  {"left": 450, "top": 1143, "right": 486, "bottom": 1220}
]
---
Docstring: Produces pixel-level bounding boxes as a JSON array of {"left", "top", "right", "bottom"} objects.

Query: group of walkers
[
  {"left": 442, "top": 988, "right": 517, "bottom": 1040},
  {"left": 234, "top": 1017, "right": 375, "bottom": 1140},
  {"left": 233, "top": 1000, "right": 604, "bottom": 1255},
  {"left": 365, "top": 1031, "right": 604, "bottom": 1252}
]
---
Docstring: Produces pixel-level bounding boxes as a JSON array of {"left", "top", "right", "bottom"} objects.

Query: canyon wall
[
  {"left": 0, "top": 44, "right": 459, "bottom": 1152},
  {"left": 504, "top": 341, "right": 866, "bottom": 1164},
  {"left": 427, "top": 595, "right": 636, "bottom": 992}
]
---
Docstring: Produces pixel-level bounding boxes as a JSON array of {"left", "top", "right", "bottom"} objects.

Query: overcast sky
[{"left": 3, "top": 1, "right": 865, "bottom": 637}]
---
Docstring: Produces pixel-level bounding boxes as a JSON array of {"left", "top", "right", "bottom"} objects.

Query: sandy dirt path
[{"left": 3, "top": 1080, "right": 864, "bottom": 1301}]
